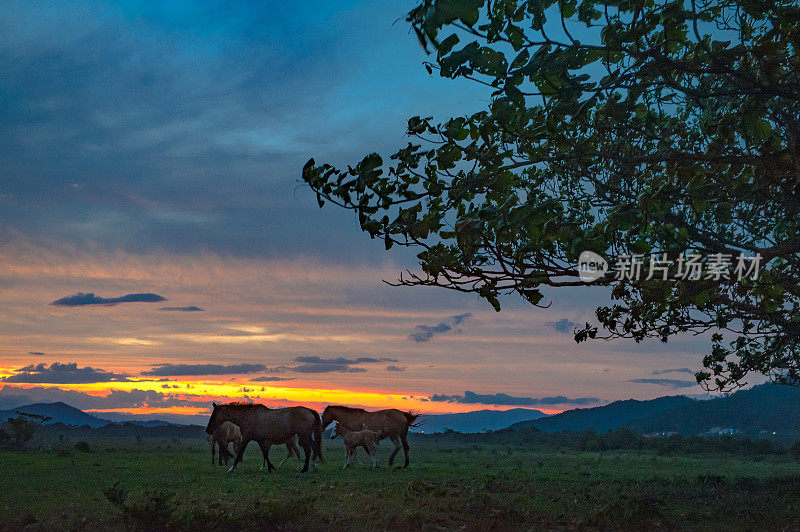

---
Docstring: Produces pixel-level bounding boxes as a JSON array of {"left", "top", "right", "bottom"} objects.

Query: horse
[
  {"left": 321, "top": 405, "right": 420, "bottom": 468},
  {"left": 264, "top": 434, "right": 303, "bottom": 470},
  {"left": 205, "top": 402, "right": 323, "bottom": 473},
  {"left": 207, "top": 420, "right": 242, "bottom": 466},
  {"left": 332, "top": 423, "right": 380, "bottom": 469}
]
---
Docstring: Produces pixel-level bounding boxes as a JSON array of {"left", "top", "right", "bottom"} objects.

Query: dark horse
[
  {"left": 206, "top": 403, "right": 323, "bottom": 473},
  {"left": 321, "top": 405, "right": 420, "bottom": 468}
]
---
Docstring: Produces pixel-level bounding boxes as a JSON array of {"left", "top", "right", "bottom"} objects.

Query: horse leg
[
  {"left": 388, "top": 436, "right": 401, "bottom": 466},
  {"left": 343, "top": 446, "right": 350, "bottom": 470},
  {"left": 367, "top": 444, "right": 376, "bottom": 469},
  {"left": 228, "top": 438, "right": 249, "bottom": 473},
  {"left": 277, "top": 444, "right": 289, "bottom": 468},
  {"left": 258, "top": 441, "right": 276, "bottom": 472},
  {"left": 400, "top": 430, "right": 410, "bottom": 468},
  {"left": 211, "top": 440, "right": 216, "bottom": 465},
  {"left": 298, "top": 433, "right": 312, "bottom": 473}
]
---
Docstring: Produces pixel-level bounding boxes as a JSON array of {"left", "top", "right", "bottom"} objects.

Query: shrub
[{"left": 74, "top": 441, "right": 91, "bottom": 453}]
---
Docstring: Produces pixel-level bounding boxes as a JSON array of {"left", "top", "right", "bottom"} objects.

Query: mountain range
[
  {"left": 3, "top": 384, "right": 800, "bottom": 438},
  {"left": 416, "top": 408, "right": 549, "bottom": 433},
  {"left": 510, "top": 384, "right": 800, "bottom": 439}
]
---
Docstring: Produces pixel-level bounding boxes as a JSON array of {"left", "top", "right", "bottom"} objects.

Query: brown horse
[
  {"left": 206, "top": 402, "right": 323, "bottom": 473},
  {"left": 207, "top": 420, "right": 242, "bottom": 465},
  {"left": 321, "top": 405, "right": 420, "bottom": 467},
  {"left": 332, "top": 424, "right": 380, "bottom": 469}
]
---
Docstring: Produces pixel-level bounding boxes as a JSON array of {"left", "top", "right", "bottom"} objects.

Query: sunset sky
[{"left": 0, "top": 0, "right": 724, "bottom": 423}]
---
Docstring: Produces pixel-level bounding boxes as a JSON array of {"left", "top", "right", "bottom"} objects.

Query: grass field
[{"left": 2, "top": 437, "right": 800, "bottom": 530}]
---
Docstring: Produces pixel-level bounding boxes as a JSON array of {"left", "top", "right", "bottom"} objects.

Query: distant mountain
[
  {"left": 0, "top": 402, "right": 114, "bottom": 428},
  {"left": 93, "top": 411, "right": 202, "bottom": 426},
  {"left": 509, "top": 396, "right": 694, "bottom": 433},
  {"left": 419, "top": 408, "right": 549, "bottom": 433},
  {"left": 508, "top": 384, "right": 800, "bottom": 439},
  {"left": 628, "top": 384, "right": 800, "bottom": 437}
]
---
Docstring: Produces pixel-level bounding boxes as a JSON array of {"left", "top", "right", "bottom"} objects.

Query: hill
[
  {"left": 418, "top": 408, "right": 548, "bottom": 434},
  {"left": 628, "top": 384, "right": 800, "bottom": 437},
  {"left": 509, "top": 396, "right": 695, "bottom": 433},
  {"left": 508, "top": 384, "right": 800, "bottom": 439},
  {"left": 0, "top": 402, "right": 113, "bottom": 428}
]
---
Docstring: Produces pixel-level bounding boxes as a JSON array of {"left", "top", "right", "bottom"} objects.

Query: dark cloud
[
  {"left": 251, "top": 376, "right": 296, "bottom": 382},
  {"left": 0, "top": 385, "right": 208, "bottom": 410},
  {"left": 409, "top": 313, "right": 472, "bottom": 342},
  {"left": 651, "top": 368, "right": 694, "bottom": 376},
  {"left": 0, "top": 362, "right": 129, "bottom": 384},
  {"left": 546, "top": 318, "right": 578, "bottom": 334},
  {"left": 287, "top": 355, "right": 396, "bottom": 374},
  {"left": 159, "top": 306, "right": 204, "bottom": 312},
  {"left": 429, "top": 391, "right": 599, "bottom": 406},
  {"left": 28, "top": 352, "right": 44, "bottom": 356},
  {"left": 629, "top": 378, "right": 698, "bottom": 389},
  {"left": 264, "top": 366, "right": 291, "bottom": 374},
  {"left": 291, "top": 364, "right": 367, "bottom": 374},
  {"left": 51, "top": 292, "right": 165, "bottom": 307},
  {"left": 141, "top": 363, "right": 266, "bottom": 376},
  {"left": 293, "top": 356, "right": 395, "bottom": 365},
  {"left": 386, "top": 365, "right": 406, "bottom": 372}
]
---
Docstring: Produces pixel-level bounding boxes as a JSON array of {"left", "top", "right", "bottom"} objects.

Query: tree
[
  {"left": 302, "top": 0, "right": 800, "bottom": 391},
  {"left": 1, "top": 412, "right": 51, "bottom": 449}
]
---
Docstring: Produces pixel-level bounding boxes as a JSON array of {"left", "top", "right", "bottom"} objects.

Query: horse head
[
  {"left": 321, "top": 405, "right": 337, "bottom": 429},
  {"left": 205, "top": 402, "right": 223, "bottom": 435}
]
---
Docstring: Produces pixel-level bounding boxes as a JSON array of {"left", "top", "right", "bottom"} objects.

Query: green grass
[{"left": 1, "top": 438, "right": 800, "bottom": 530}]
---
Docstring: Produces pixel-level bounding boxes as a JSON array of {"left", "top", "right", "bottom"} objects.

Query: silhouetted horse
[
  {"left": 321, "top": 405, "right": 420, "bottom": 467},
  {"left": 207, "top": 420, "right": 242, "bottom": 465},
  {"left": 206, "top": 403, "right": 323, "bottom": 473}
]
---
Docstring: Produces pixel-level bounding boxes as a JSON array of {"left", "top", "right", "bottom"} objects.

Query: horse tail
[
  {"left": 312, "top": 409, "right": 325, "bottom": 463},
  {"left": 403, "top": 410, "right": 422, "bottom": 428}
]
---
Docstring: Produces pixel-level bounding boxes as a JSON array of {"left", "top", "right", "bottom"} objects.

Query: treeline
[{"left": 425, "top": 426, "right": 795, "bottom": 457}]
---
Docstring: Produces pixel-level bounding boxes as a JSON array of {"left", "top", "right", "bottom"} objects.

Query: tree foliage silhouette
[{"left": 303, "top": 0, "right": 800, "bottom": 391}]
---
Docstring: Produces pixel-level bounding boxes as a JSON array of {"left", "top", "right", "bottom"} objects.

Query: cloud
[
  {"left": 629, "top": 378, "right": 697, "bottom": 389},
  {"left": 0, "top": 362, "right": 129, "bottom": 384},
  {"left": 291, "top": 364, "right": 366, "bottom": 374},
  {"left": 546, "top": 318, "right": 578, "bottom": 334},
  {"left": 428, "top": 391, "right": 599, "bottom": 406},
  {"left": 159, "top": 306, "right": 204, "bottom": 312},
  {"left": 250, "top": 376, "right": 296, "bottom": 382},
  {"left": 285, "top": 355, "right": 396, "bottom": 374},
  {"left": 0, "top": 385, "right": 208, "bottom": 410},
  {"left": 28, "top": 352, "right": 45, "bottom": 356},
  {"left": 386, "top": 365, "right": 406, "bottom": 372},
  {"left": 51, "top": 292, "right": 165, "bottom": 307},
  {"left": 141, "top": 363, "right": 266, "bottom": 376},
  {"left": 409, "top": 313, "right": 472, "bottom": 342},
  {"left": 651, "top": 368, "right": 694, "bottom": 375},
  {"left": 293, "top": 356, "right": 395, "bottom": 365}
]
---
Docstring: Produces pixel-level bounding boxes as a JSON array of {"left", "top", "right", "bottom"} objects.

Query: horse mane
[
  {"left": 327, "top": 404, "right": 367, "bottom": 413},
  {"left": 220, "top": 402, "right": 269, "bottom": 410}
]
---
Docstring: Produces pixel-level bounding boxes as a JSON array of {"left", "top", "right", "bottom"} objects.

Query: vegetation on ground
[{"left": 2, "top": 435, "right": 800, "bottom": 530}]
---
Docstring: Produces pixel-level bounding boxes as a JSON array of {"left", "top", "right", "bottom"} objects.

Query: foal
[
  {"left": 332, "top": 423, "right": 380, "bottom": 469},
  {"left": 208, "top": 421, "right": 242, "bottom": 465}
]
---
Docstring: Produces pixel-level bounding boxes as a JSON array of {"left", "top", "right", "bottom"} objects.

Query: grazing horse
[
  {"left": 207, "top": 420, "right": 242, "bottom": 465},
  {"left": 332, "top": 423, "right": 380, "bottom": 469},
  {"left": 205, "top": 402, "right": 323, "bottom": 473},
  {"left": 321, "top": 405, "right": 420, "bottom": 468}
]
